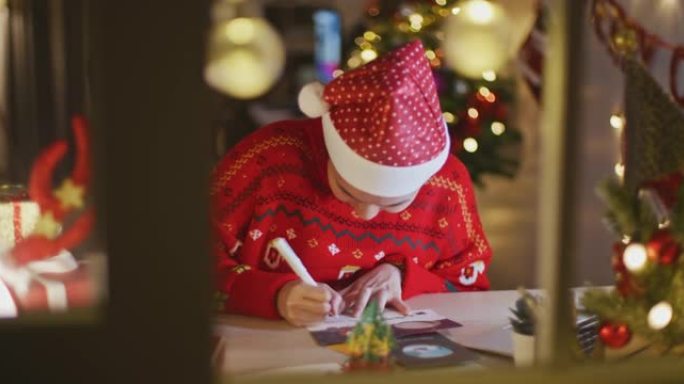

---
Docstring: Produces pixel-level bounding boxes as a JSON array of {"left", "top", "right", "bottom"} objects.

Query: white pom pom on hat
[{"left": 298, "top": 82, "right": 329, "bottom": 118}]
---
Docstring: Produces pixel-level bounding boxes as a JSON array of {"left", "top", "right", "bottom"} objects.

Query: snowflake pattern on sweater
[{"left": 211, "top": 118, "right": 492, "bottom": 319}]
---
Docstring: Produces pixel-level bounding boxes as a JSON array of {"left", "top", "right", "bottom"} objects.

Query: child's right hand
[{"left": 276, "top": 281, "right": 343, "bottom": 326}]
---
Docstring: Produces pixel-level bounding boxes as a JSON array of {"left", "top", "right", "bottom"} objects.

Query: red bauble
[
  {"left": 646, "top": 230, "right": 680, "bottom": 265},
  {"left": 599, "top": 322, "right": 631, "bottom": 348}
]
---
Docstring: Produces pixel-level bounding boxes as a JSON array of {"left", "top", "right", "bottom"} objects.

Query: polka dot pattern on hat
[{"left": 323, "top": 40, "right": 446, "bottom": 167}]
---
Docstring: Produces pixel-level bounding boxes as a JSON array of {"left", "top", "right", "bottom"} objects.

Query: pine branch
[{"left": 596, "top": 178, "right": 638, "bottom": 237}]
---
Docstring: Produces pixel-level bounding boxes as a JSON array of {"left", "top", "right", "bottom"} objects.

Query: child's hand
[
  {"left": 276, "top": 281, "right": 343, "bottom": 326},
  {"left": 340, "top": 263, "right": 410, "bottom": 317}
]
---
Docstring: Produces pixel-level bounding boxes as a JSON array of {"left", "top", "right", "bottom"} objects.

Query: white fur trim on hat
[
  {"left": 322, "top": 113, "right": 450, "bottom": 198},
  {"left": 298, "top": 82, "right": 329, "bottom": 118}
]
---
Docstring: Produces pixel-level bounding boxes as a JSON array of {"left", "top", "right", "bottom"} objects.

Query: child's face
[{"left": 327, "top": 161, "right": 418, "bottom": 220}]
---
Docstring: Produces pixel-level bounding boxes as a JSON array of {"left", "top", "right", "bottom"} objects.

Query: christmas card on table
[{"left": 308, "top": 308, "right": 461, "bottom": 346}]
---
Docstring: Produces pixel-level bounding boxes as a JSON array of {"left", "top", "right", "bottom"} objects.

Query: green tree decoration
[
  {"left": 582, "top": 56, "right": 684, "bottom": 355},
  {"left": 344, "top": 300, "right": 395, "bottom": 371}
]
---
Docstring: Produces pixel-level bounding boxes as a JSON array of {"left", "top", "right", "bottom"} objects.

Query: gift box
[
  {"left": 0, "top": 184, "right": 40, "bottom": 249},
  {"left": 0, "top": 250, "right": 98, "bottom": 318}
]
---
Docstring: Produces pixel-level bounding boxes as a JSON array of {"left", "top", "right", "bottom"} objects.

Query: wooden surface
[{"left": 215, "top": 290, "right": 523, "bottom": 377}]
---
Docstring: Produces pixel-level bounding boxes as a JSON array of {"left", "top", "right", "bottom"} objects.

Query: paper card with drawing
[{"left": 307, "top": 308, "right": 462, "bottom": 346}]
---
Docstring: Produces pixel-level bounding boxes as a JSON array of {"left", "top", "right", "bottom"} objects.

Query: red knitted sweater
[{"left": 211, "top": 118, "right": 492, "bottom": 319}]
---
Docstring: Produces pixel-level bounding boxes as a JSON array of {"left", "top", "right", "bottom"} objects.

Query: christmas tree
[
  {"left": 581, "top": 55, "right": 684, "bottom": 354},
  {"left": 342, "top": 0, "right": 522, "bottom": 186}
]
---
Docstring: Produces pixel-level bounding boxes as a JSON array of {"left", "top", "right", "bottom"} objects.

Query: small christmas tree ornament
[
  {"left": 646, "top": 230, "right": 680, "bottom": 265},
  {"left": 598, "top": 322, "right": 632, "bottom": 349},
  {"left": 343, "top": 300, "right": 395, "bottom": 371}
]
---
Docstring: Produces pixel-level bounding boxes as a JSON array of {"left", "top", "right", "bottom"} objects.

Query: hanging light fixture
[
  {"left": 442, "top": 0, "right": 511, "bottom": 79},
  {"left": 204, "top": 0, "right": 286, "bottom": 99}
]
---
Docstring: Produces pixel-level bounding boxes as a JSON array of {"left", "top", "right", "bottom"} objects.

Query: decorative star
[
  {"left": 33, "top": 211, "right": 61, "bottom": 238},
  {"left": 54, "top": 179, "right": 85, "bottom": 209}
]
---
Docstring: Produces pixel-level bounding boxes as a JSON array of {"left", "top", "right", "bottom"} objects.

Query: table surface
[{"left": 215, "top": 290, "right": 529, "bottom": 377}]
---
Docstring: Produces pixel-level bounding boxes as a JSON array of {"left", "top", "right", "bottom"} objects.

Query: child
[{"left": 211, "top": 40, "right": 491, "bottom": 326}]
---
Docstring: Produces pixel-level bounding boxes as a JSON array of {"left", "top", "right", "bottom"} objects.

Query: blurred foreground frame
[
  {"left": 0, "top": 0, "right": 213, "bottom": 382},
  {"left": 0, "top": 1, "right": 681, "bottom": 384}
]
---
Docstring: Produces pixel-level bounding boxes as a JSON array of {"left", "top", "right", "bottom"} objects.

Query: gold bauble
[
  {"left": 205, "top": 17, "right": 285, "bottom": 99},
  {"left": 442, "top": 0, "right": 511, "bottom": 79}
]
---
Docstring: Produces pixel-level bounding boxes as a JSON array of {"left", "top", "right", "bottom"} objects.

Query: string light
[
  {"left": 332, "top": 69, "right": 344, "bottom": 78},
  {"left": 614, "top": 163, "right": 625, "bottom": 178},
  {"left": 467, "top": 107, "right": 479, "bottom": 119},
  {"left": 647, "top": 301, "right": 673, "bottom": 330},
  {"left": 443, "top": 112, "right": 456, "bottom": 123},
  {"left": 425, "top": 50, "right": 437, "bottom": 60},
  {"left": 622, "top": 243, "right": 648, "bottom": 272},
  {"left": 360, "top": 48, "right": 378, "bottom": 62},
  {"left": 482, "top": 70, "right": 497, "bottom": 81},
  {"left": 610, "top": 113, "right": 626, "bottom": 130},
  {"left": 463, "top": 137, "right": 479, "bottom": 153},
  {"left": 347, "top": 56, "right": 362, "bottom": 68},
  {"left": 491, "top": 121, "right": 506, "bottom": 135},
  {"left": 479, "top": 86, "right": 496, "bottom": 103},
  {"left": 363, "top": 31, "right": 379, "bottom": 41},
  {"left": 451, "top": 6, "right": 461, "bottom": 15},
  {"left": 435, "top": 0, "right": 447, "bottom": 6}
]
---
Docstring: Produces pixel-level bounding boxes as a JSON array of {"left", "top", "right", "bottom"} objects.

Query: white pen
[{"left": 269, "top": 237, "right": 318, "bottom": 286}]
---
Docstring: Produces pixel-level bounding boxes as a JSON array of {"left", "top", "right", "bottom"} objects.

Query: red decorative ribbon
[
  {"left": 592, "top": 0, "right": 684, "bottom": 107},
  {"left": 9, "top": 115, "right": 93, "bottom": 265}
]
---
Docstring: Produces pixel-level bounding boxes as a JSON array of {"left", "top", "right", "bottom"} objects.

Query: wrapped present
[
  {"left": 0, "top": 249, "right": 96, "bottom": 318},
  {"left": 0, "top": 185, "right": 40, "bottom": 249}
]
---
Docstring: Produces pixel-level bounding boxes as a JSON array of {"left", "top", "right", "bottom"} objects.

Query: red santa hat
[{"left": 298, "top": 40, "right": 449, "bottom": 198}]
